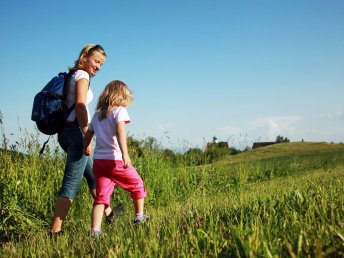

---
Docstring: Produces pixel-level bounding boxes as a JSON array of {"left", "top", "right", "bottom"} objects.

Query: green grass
[
  {"left": 216, "top": 141, "right": 344, "bottom": 164},
  {"left": 0, "top": 140, "right": 343, "bottom": 257}
]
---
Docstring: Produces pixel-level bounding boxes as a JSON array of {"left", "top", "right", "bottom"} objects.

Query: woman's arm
[
  {"left": 75, "top": 78, "right": 89, "bottom": 135},
  {"left": 117, "top": 121, "right": 131, "bottom": 168}
]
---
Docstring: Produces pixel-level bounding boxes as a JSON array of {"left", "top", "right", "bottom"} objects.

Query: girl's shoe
[
  {"left": 106, "top": 204, "right": 125, "bottom": 224},
  {"left": 133, "top": 215, "right": 150, "bottom": 226},
  {"left": 106, "top": 210, "right": 115, "bottom": 224},
  {"left": 90, "top": 230, "right": 101, "bottom": 237}
]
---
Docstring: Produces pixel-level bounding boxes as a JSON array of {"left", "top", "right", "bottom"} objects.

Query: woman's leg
[
  {"left": 50, "top": 127, "right": 88, "bottom": 232},
  {"left": 50, "top": 197, "right": 72, "bottom": 232}
]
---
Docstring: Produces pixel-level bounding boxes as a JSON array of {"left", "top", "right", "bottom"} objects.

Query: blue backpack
[{"left": 31, "top": 72, "right": 74, "bottom": 135}]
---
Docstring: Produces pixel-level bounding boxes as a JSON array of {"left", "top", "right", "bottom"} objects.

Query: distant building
[
  {"left": 252, "top": 142, "right": 276, "bottom": 149},
  {"left": 217, "top": 141, "right": 229, "bottom": 148}
]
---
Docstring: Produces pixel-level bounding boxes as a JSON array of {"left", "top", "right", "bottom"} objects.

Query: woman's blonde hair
[
  {"left": 69, "top": 44, "right": 107, "bottom": 71},
  {"left": 96, "top": 80, "right": 133, "bottom": 120}
]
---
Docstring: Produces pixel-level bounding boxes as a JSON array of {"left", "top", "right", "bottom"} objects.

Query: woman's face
[{"left": 83, "top": 50, "right": 106, "bottom": 77}]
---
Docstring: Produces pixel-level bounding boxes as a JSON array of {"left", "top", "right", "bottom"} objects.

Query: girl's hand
[
  {"left": 123, "top": 154, "right": 132, "bottom": 168},
  {"left": 117, "top": 121, "right": 131, "bottom": 168}
]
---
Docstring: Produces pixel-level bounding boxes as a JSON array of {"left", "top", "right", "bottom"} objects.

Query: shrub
[{"left": 184, "top": 148, "right": 205, "bottom": 166}]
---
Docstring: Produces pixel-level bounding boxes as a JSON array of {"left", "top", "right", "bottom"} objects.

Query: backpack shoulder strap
[
  {"left": 61, "top": 71, "right": 75, "bottom": 116},
  {"left": 62, "top": 71, "right": 74, "bottom": 102}
]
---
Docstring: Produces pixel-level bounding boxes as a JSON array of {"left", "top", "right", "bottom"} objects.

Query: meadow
[{"left": 0, "top": 131, "right": 343, "bottom": 257}]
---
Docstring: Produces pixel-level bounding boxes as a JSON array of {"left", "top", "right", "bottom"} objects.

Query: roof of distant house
[{"left": 252, "top": 142, "right": 276, "bottom": 149}]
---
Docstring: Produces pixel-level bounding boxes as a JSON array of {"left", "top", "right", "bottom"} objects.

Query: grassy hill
[
  {"left": 0, "top": 141, "right": 343, "bottom": 257},
  {"left": 217, "top": 141, "right": 344, "bottom": 164}
]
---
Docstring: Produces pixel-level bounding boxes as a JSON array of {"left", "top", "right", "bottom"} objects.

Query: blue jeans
[{"left": 57, "top": 126, "right": 96, "bottom": 199}]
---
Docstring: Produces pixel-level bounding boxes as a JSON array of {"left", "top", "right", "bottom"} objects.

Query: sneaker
[
  {"left": 106, "top": 204, "right": 125, "bottom": 224},
  {"left": 133, "top": 215, "right": 150, "bottom": 226},
  {"left": 90, "top": 230, "right": 101, "bottom": 237}
]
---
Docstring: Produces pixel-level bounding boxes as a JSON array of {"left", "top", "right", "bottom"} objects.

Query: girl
[
  {"left": 83, "top": 80, "right": 148, "bottom": 235},
  {"left": 50, "top": 44, "right": 115, "bottom": 235}
]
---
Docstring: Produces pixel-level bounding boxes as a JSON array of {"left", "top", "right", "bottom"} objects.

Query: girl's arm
[
  {"left": 83, "top": 129, "right": 94, "bottom": 156},
  {"left": 75, "top": 78, "right": 89, "bottom": 135},
  {"left": 117, "top": 121, "right": 131, "bottom": 168}
]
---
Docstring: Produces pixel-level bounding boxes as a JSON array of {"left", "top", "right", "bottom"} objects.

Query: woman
[{"left": 50, "top": 44, "right": 115, "bottom": 235}]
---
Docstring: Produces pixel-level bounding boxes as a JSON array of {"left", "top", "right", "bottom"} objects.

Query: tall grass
[{"left": 0, "top": 130, "right": 343, "bottom": 257}]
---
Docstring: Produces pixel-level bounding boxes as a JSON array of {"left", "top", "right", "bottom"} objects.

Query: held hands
[
  {"left": 84, "top": 145, "right": 92, "bottom": 156},
  {"left": 83, "top": 127, "right": 94, "bottom": 156}
]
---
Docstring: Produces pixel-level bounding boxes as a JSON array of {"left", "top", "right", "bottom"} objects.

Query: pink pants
[{"left": 93, "top": 159, "right": 147, "bottom": 208}]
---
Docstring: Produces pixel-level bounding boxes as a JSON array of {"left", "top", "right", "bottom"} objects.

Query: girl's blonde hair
[
  {"left": 69, "top": 44, "right": 107, "bottom": 72},
  {"left": 96, "top": 80, "right": 133, "bottom": 120}
]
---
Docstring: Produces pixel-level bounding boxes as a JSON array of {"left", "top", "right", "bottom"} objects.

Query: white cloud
[
  {"left": 248, "top": 116, "right": 302, "bottom": 140},
  {"left": 319, "top": 110, "right": 344, "bottom": 119},
  {"left": 152, "top": 111, "right": 344, "bottom": 150},
  {"left": 210, "top": 116, "right": 303, "bottom": 148}
]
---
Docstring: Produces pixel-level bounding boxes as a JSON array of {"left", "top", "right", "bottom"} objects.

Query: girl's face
[{"left": 83, "top": 50, "right": 106, "bottom": 77}]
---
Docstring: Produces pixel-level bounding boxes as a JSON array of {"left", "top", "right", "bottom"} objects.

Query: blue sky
[{"left": 1, "top": 0, "right": 343, "bottom": 150}]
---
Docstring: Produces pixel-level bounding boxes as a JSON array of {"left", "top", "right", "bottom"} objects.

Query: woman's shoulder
[{"left": 73, "top": 70, "right": 90, "bottom": 81}]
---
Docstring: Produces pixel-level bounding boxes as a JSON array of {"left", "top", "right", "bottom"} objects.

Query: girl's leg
[
  {"left": 86, "top": 157, "right": 112, "bottom": 216},
  {"left": 91, "top": 204, "right": 105, "bottom": 231},
  {"left": 111, "top": 161, "right": 147, "bottom": 201},
  {"left": 104, "top": 206, "right": 112, "bottom": 216},
  {"left": 133, "top": 198, "right": 144, "bottom": 215},
  {"left": 92, "top": 160, "right": 117, "bottom": 230},
  {"left": 90, "top": 188, "right": 112, "bottom": 216},
  {"left": 133, "top": 198, "right": 149, "bottom": 225},
  {"left": 110, "top": 162, "right": 148, "bottom": 224}
]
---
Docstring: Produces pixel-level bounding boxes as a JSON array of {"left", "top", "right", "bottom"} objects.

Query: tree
[{"left": 276, "top": 135, "right": 290, "bottom": 143}]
